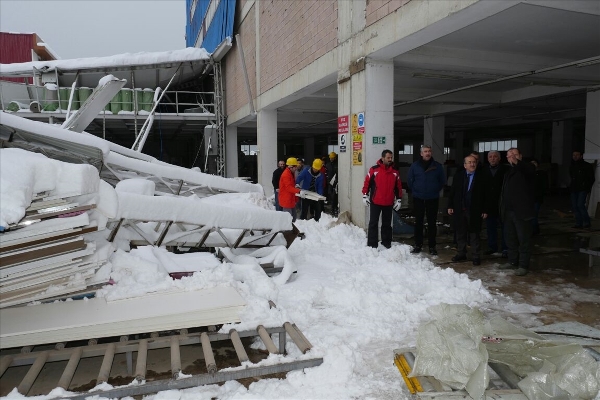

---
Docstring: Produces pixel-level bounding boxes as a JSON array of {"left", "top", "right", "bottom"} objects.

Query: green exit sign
[{"left": 372, "top": 136, "right": 386, "bottom": 144}]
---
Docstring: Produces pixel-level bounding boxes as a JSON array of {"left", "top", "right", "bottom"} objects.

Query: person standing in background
[
  {"left": 296, "top": 159, "right": 325, "bottom": 221},
  {"left": 483, "top": 151, "right": 508, "bottom": 257},
  {"left": 448, "top": 155, "right": 489, "bottom": 266},
  {"left": 362, "top": 149, "right": 403, "bottom": 249},
  {"left": 326, "top": 152, "right": 339, "bottom": 215},
  {"left": 499, "top": 147, "right": 535, "bottom": 276},
  {"left": 569, "top": 150, "right": 595, "bottom": 229},
  {"left": 279, "top": 157, "right": 301, "bottom": 222},
  {"left": 407, "top": 145, "right": 446, "bottom": 255},
  {"left": 272, "top": 160, "right": 286, "bottom": 211}
]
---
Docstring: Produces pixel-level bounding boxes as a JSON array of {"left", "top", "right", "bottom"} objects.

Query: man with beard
[
  {"left": 362, "top": 149, "right": 403, "bottom": 249},
  {"left": 483, "top": 151, "right": 508, "bottom": 256},
  {"left": 407, "top": 145, "right": 446, "bottom": 255}
]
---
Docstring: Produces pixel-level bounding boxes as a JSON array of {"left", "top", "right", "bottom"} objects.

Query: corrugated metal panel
[
  {"left": 0, "top": 33, "right": 35, "bottom": 84},
  {"left": 186, "top": 0, "right": 236, "bottom": 53}
]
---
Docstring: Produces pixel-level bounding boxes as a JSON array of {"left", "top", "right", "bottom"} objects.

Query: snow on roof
[
  {"left": 0, "top": 48, "right": 210, "bottom": 75},
  {"left": 36, "top": 42, "right": 61, "bottom": 60},
  {"left": 1, "top": 112, "right": 111, "bottom": 157}
]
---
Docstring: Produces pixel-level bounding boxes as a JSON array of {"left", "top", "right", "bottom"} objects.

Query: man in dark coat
[
  {"left": 483, "top": 151, "right": 508, "bottom": 256},
  {"left": 569, "top": 150, "right": 595, "bottom": 229},
  {"left": 448, "top": 155, "right": 489, "bottom": 265},
  {"left": 407, "top": 145, "right": 446, "bottom": 255},
  {"left": 499, "top": 147, "right": 535, "bottom": 276},
  {"left": 271, "top": 160, "right": 286, "bottom": 211}
]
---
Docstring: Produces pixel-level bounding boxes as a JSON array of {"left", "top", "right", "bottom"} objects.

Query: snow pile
[{"left": 0, "top": 148, "right": 99, "bottom": 227}]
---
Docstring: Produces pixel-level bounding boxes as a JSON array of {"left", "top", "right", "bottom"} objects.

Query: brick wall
[
  {"left": 366, "top": 0, "right": 410, "bottom": 26},
  {"left": 258, "top": 0, "right": 338, "bottom": 93},
  {"left": 224, "top": 1, "right": 257, "bottom": 116}
]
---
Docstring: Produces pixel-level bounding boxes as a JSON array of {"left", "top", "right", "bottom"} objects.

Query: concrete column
[
  {"left": 424, "top": 116, "right": 445, "bottom": 163},
  {"left": 257, "top": 109, "right": 277, "bottom": 196},
  {"left": 365, "top": 60, "right": 394, "bottom": 172},
  {"left": 585, "top": 91, "right": 600, "bottom": 219},
  {"left": 551, "top": 120, "right": 573, "bottom": 188},
  {"left": 225, "top": 125, "right": 238, "bottom": 178},
  {"left": 303, "top": 137, "right": 315, "bottom": 163}
]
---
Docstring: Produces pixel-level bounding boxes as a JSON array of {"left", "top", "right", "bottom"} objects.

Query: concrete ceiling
[{"left": 236, "top": 2, "right": 600, "bottom": 144}]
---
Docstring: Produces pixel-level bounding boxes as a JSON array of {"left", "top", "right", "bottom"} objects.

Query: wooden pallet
[{"left": 0, "top": 323, "right": 322, "bottom": 398}]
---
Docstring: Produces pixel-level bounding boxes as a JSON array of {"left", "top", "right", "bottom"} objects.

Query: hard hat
[
  {"left": 329, "top": 151, "right": 337, "bottom": 160},
  {"left": 286, "top": 157, "right": 299, "bottom": 166},
  {"left": 312, "top": 159, "right": 323, "bottom": 170}
]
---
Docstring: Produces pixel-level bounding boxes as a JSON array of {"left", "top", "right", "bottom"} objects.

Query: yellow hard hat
[
  {"left": 286, "top": 157, "right": 299, "bottom": 166},
  {"left": 329, "top": 151, "right": 337, "bottom": 160},
  {"left": 312, "top": 159, "right": 323, "bottom": 170}
]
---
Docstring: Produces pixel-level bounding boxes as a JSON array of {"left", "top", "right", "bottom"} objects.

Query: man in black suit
[
  {"left": 498, "top": 147, "right": 536, "bottom": 276},
  {"left": 448, "top": 155, "right": 489, "bottom": 265},
  {"left": 483, "top": 151, "right": 508, "bottom": 256}
]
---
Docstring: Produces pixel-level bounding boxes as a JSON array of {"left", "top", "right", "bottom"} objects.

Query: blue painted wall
[{"left": 186, "top": 0, "right": 236, "bottom": 53}]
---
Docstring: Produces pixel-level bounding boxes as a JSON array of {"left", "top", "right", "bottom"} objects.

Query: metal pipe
[
  {"left": 135, "top": 339, "right": 148, "bottom": 381},
  {"left": 17, "top": 351, "right": 49, "bottom": 395},
  {"left": 489, "top": 362, "right": 521, "bottom": 389},
  {"left": 57, "top": 347, "right": 82, "bottom": 390},
  {"left": 170, "top": 336, "right": 182, "bottom": 378},
  {"left": 0, "top": 355, "right": 13, "bottom": 377},
  {"left": 235, "top": 34, "right": 256, "bottom": 115},
  {"left": 257, "top": 325, "right": 279, "bottom": 354},
  {"left": 229, "top": 329, "right": 249, "bottom": 363},
  {"left": 284, "top": 322, "right": 310, "bottom": 354},
  {"left": 201, "top": 332, "right": 217, "bottom": 374},
  {"left": 97, "top": 343, "right": 116, "bottom": 384}
]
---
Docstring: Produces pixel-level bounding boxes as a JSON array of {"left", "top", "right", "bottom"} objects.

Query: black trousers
[
  {"left": 413, "top": 197, "right": 439, "bottom": 248},
  {"left": 455, "top": 212, "right": 481, "bottom": 259},
  {"left": 300, "top": 198, "right": 322, "bottom": 221},
  {"left": 504, "top": 210, "right": 532, "bottom": 269},
  {"left": 368, "top": 203, "right": 393, "bottom": 248}
]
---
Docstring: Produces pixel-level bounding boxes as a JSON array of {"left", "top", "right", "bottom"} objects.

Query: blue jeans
[
  {"left": 570, "top": 191, "right": 591, "bottom": 227},
  {"left": 486, "top": 215, "right": 507, "bottom": 253}
]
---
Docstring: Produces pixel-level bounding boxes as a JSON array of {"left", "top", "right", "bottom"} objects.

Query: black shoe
[
  {"left": 583, "top": 224, "right": 591, "bottom": 229},
  {"left": 572, "top": 225, "right": 583, "bottom": 229},
  {"left": 451, "top": 254, "right": 467, "bottom": 262},
  {"left": 483, "top": 249, "right": 496, "bottom": 256},
  {"left": 501, "top": 251, "right": 508, "bottom": 258},
  {"left": 429, "top": 247, "right": 438, "bottom": 256},
  {"left": 472, "top": 259, "right": 481, "bottom": 266},
  {"left": 411, "top": 246, "right": 422, "bottom": 254}
]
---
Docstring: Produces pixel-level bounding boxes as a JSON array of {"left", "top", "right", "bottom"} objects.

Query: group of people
[
  {"left": 361, "top": 145, "right": 595, "bottom": 277},
  {"left": 272, "top": 152, "right": 339, "bottom": 222}
]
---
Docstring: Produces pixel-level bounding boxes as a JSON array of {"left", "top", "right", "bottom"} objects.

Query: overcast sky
[{"left": 0, "top": 0, "right": 186, "bottom": 60}]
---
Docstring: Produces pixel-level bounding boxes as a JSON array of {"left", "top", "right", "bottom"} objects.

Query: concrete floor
[{"left": 395, "top": 193, "right": 600, "bottom": 329}]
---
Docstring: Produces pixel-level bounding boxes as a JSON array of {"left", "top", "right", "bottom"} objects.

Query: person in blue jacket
[
  {"left": 296, "top": 158, "right": 325, "bottom": 221},
  {"left": 407, "top": 145, "right": 446, "bottom": 255}
]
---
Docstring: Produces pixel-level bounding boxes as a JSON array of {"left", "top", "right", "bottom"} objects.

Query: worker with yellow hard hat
[
  {"left": 296, "top": 158, "right": 326, "bottom": 221},
  {"left": 278, "top": 157, "right": 302, "bottom": 221}
]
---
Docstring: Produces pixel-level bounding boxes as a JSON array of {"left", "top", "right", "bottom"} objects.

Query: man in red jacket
[
  {"left": 279, "top": 157, "right": 301, "bottom": 221},
  {"left": 362, "top": 149, "right": 403, "bottom": 249}
]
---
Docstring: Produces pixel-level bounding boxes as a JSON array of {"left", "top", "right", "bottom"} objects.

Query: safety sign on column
[{"left": 352, "top": 112, "right": 364, "bottom": 166}]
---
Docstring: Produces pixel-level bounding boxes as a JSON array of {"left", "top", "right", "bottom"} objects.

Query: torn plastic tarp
[{"left": 410, "top": 304, "right": 600, "bottom": 400}]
